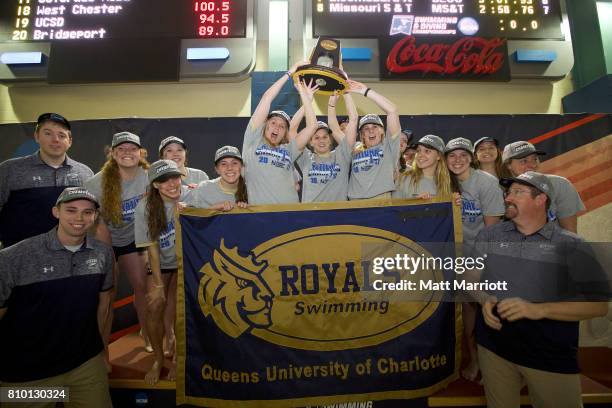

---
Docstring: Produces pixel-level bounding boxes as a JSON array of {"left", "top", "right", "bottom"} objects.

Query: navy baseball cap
[{"left": 37, "top": 113, "right": 71, "bottom": 131}]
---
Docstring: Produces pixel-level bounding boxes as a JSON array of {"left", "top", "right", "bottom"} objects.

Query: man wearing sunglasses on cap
[{"left": 0, "top": 113, "right": 93, "bottom": 248}]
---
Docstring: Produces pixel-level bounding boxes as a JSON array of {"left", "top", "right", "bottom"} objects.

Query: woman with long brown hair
[
  {"left": 85, "top": 132, "right": 150, "bottom": 352},
  {"left": 473, "top": 137, "right": 503, "bottom": 179},
  {"left": 135, "top": 159, "right": 183, "bottom": 384},
  {"left": 444, "top": 137, "right": 504, "bottom": 384}
]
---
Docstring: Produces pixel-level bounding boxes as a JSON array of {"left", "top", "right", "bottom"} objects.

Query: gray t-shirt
[
  {"left": 547, "top": 175, "right": 585, "bottom": 223},
  {"left": 134, "top": 200, "right": 177, "bottom": 269},
  {"left": 183, "top": 178, "right": 236, "bottom": 208},
  {"left": 296, "top": 138, "right": 352, "bottom": 202},
  {"left": 348, "top": 130, "right": 400, "bottom": 200},
  {"left": 392, "top": 173, "right": 438, "bottom": 199},
  {"left": 459, "top": 169, "right": 505, "bottom": 245},
  {"left": 85, "top": 167, "right": 149, "bottom": 247},
  {"left": 183, "top": 167, "right": 209, "bottom": 186},
  {"left": 243, "top": 119, "right": 300, "bottom": 204}
]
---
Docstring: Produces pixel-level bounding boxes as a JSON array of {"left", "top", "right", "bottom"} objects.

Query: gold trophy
[{"left": 293, "top": 37, "right": 348, "bottom": 96}]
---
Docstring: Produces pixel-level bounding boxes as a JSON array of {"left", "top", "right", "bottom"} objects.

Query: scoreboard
[
  {"left": 0, "top": 0, "right": 255, "bottom": 83},
  {"left": 0, "top": 0, "right": 248, "bottom": 42},
  {"left": 313, "top": 0, "right": 563, "bottom": 40}
]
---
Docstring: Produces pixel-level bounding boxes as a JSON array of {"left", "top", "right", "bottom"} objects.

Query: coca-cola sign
[{"left": 379, "top": 36, "right": 510, "bottom": 81}]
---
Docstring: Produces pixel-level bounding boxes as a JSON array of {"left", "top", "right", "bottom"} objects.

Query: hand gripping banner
[{"left": 176, "top": 199, "right": 463, "bottom": 407}]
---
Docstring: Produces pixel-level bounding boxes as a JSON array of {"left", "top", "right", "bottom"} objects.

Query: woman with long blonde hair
[
  {"left": 393, "top": 135, "right": 451, "bottom": 199},
  {"left": 85, "top": 132, "right": 150, "bottom": 352}
]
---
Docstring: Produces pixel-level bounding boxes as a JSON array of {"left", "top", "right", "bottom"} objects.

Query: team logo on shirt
[
  {"left": 255, "top": 145, "right": 293, "bottom": 170},
  {"left": 121, "top": 194, "right": 145, "bottom": 223},
  {"left": 461, "top": 199, "right": 482, "bottom": 223},
  {"left": 42, "top": 265, "right": 54, "bottom": 274},
  {"left": 159, "top": 218, "right": 176, "bottom": 249},
  {"left": 197, "top": 226, "right": 441, "bottom": 350},
  {"left": 308, "top": 162, "right": 341, "bottom": 184},
  {"left": 352, "top": 148, "right": 384, "bottom": 173}
]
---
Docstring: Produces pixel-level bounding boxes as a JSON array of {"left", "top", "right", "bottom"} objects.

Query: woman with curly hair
[
  {"left": 135, "top": 159, "right": 183, "bottom": 384},
  {"left": 85, "top": 132, "right": 150, "bottom": 351}
]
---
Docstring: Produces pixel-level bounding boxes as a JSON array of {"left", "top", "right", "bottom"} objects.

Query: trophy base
[{"left": 293, "top": 65, "right": 349, "bottom": 96}]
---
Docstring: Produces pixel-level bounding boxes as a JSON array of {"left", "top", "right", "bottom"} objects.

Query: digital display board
[
  {"left": 0, "top": 0, "right": 248, "bottom": 42},
  {"left": 313, "top": 0, "right": 563, "bottom": 40}
]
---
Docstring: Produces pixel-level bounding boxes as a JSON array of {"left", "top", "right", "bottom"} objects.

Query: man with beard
[{"left": 471, "top": 171, "right": 608, "bottom": 408}]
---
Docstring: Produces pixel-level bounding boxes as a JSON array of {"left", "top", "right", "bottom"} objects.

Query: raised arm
[
  {"left": 288, "top": 106, "right": 305, "bottom": 141},
  {"left": 251, "top": 61, "right": 306, "bottom": 130},
  {"left": 327, "top": 93, "right": 343, "bottom": 139},
  {"left": 293, "top": 79, "right": 319, "bottom": 152},
  {"left": 342, "top": 93, "right": 359, "bottom": 147},
  {"left": 348, "top": 79, "right": 401, "bottom": 137}
]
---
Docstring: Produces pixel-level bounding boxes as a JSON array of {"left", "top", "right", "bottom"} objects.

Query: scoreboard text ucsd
[
  {"left": 313, "top": 0, "right": 563, "bottom": 39},
  {"left": 0, "top": 0, "right": 248, "bottom": 42}
]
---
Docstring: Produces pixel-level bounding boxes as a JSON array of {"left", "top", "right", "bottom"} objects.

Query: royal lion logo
[{"left": 198, "top": 239, "right": 274, "bottom": 338}]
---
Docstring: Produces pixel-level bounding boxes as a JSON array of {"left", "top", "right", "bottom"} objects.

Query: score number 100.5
[{"left": 194, "top": 0, "right": 231, "bottom": 37}]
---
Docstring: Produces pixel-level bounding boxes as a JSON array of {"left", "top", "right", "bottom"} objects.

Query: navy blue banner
[{"left": 176, "top": 200, "right": 462, "bottom": 407}]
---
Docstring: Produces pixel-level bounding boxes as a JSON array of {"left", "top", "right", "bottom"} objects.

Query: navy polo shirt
[
  {"left": 0, "top": 228, "right": 113, "bottom": 382},
  {"left": 473, "top": 221, "right": 607, "bottom": 374},
  {"left": 0, "top": 152, "right": 94, "bottom": 248}
]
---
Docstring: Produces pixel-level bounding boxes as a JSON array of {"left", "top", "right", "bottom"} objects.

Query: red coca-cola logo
[{"left": 386, "top": 36, "right": 506, "bottom": 75}]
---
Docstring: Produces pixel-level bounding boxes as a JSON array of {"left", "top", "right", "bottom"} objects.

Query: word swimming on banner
[{"left": 176, "top": 199, "right": 462, "bottom": 407}]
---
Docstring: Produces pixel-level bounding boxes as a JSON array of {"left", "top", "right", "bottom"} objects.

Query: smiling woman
[
  {"left": 84, "top": 131, "right": 151, "bottom": 364},
  {"left": 242, "top": 61, "right": 318, "bottom": 205},
  {"left": 183, "top": 145, "right": 248, "bottom": 211},
  {"left": 134, "top": 159, "right": 184, "bottom": 385},
  {"left": 346, "top": 80, "right": 402, "bottom": 200}
]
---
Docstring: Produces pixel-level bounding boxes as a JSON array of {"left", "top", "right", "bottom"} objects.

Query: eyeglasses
[{"left": 503, "top": 188, "right": 532, "bottom": 198}]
